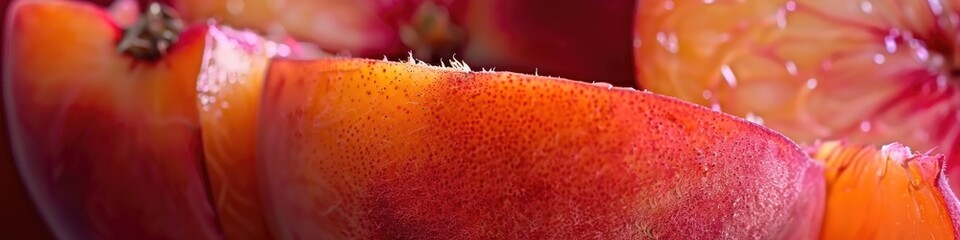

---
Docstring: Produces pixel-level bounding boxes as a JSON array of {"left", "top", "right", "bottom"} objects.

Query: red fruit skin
[
  {"left": 258, "top": 59, "right": 824, "bottom": 239},
  {"left": 0, "top": 0, "right": 53, "bottom": 239},
  {"left": 4, "top": 1, "right": 221, "bottom": 239}
]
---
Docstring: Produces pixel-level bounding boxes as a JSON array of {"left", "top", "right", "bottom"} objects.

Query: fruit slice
[
  {"left": 810, "top": 141, "right": 960, "bottom": 238},
  {"left": 194, "top": 25, "right": 280, "bottom": 240},
  {"left": 633, "top": 0, "right": 960, "bottom": 190},
  {"left": 257, "top": 58, "right": 825, "bottom": 239},
  {"left": 4, "top": 1, "right": 220, "bottom": 238}
]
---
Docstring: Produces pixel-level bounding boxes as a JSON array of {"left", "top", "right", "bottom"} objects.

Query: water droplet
[
  {"left": 277, "top": 44, "right": 292, "bottom": 57},
  {"left": 805, "top": 78, "right": 818, "bottom": 90},
  {"left": 908, "top": 165, "right": 925, "bottom": 188},
  {"left": 664, "top": 0, "right": 675, "bottom": 10},
  {"left": 221, "top": 101, "right": 230, "bottom": 109},
  {"left": 873, "top": 53, "right": 886, "bottom": 64},
  {"left": 720, "top": 65, "right": 738, "bottom": 87},
  {"left": 745, "top": 112, "right": 765, "bottom": 125},
  {"left": 633, "top": 38, "right": 642, "bottom": 48},
  {"left": 884, "top": 35, "right": 898, "bottom": 53},
  {"left": 785, "top": 61, "right": 798, "bottom": 76},
  {"left": 928, "top": 0, "right": 943, "bottom": 15},
  {"left": 860, "top": 1, "right": 873, "bottom": 13},
  {"left": 785, "top": 1, "right": 797, "bottom": 11},
  {"left": 859, "top": 121, "right": 872, "bottom": 132},
  {"left": 936, "top": 75, "right": 948, "bottom": 90},
  {"left": 702, "top": 90, "right": 713, "bottom": 100},
  {"left": 704, "top": 0, "right": 715, "bottom": 4},
  {"left": 667, "top": 32, "right": 679, "bottom": 53},
  {"left": 916, "top": 47, "right": 929, "bottom": 61},
  {"left": 711, "top": 103, "right": 722, "bottom": 111},
  {"left": 776, "top": 9, "right": 788, "bottom": 29}
]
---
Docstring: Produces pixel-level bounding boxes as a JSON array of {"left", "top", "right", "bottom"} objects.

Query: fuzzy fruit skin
[
  {"left": 633, "top": 0, "right": 960, "bottom": 191},
  {"left": 257, "top": 58, "right": 825, "bottom": 239},
  {"left": 811, "top": 141, "right": 960, "bottom": 239},
  {"left": 195, "top": 25, "right": 275, "bottom": 240},
  {"left": 4, "top": 1, "right": 221, "bottom": 239}
]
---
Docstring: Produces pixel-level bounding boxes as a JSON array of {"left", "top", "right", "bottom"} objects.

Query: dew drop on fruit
[
  {"left": 745, "top": 112, "right": 765, "bottom": 125},
  {"left": 859, "top": 1, "right": 873, "bottom": 14},
  {"left": 884, "top": 35, "right": 898, "bottom": 53},
  {"left": 776, "top": 9, "right": 788, "bottom": 29},
  {"left": 805, "top": 78, "right": 818, "bottom": 90},
  {"left": 928, "top": 0, "right": 944, "bottom": 15},
  {"left": 873, "top": 54, "right": 885, "bottom": 64},
  {"left": 784, "top": 1, "right": 797, "bottom": 11},
  {"left": 702, "top": 90, "right": 713, "bottom": 100},
  {"left": 785, "top": 61, "right": 798, "bottom": 76},
  {"left": 859, "top": 121, "right": 872, "bottom": 132},
  {"left": 720, "top": 64, "right": 737, "bottom": 87}
]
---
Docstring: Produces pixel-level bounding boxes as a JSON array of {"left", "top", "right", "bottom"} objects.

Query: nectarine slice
[
  {"left": 257, "top": 58, "right": 825, "bottom": 239},
  {"left": 194, "top": 25, "right": 279, "bottom": 240},
  {"left": 811, "top": 141, "right": 960, "bottom": 239},
  {"left": 4, "top": 1, "right": 219, "bottom": 238}
]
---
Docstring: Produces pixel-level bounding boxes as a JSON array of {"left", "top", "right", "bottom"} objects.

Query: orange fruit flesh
[
  {"left": 195, "top": 25, "right": 277, "bottom": 240},
  {"left": 634, "top": 0, "right": 960, "bottom": 184},
  {"left": 812, "top": 141, "right": 960, "bottom": 239},
  {"left": 257, "top": 58, "right": 825, "bottom": 239},
  {"left": 5, "top": 1, "right": 220, "bottom": 239}
]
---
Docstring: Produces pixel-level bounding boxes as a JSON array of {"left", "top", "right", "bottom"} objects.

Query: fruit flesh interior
[
  {"left": 257, "top": 58, "right": 824, "bottom": 239},
  {"left": 634, "top": 0, "right": 960, "bottom": 187},
  {"left": 812, "top": 141, "right": 959, "bottom": 239},
  {"left": 5, "top": 1, "right": 220, "bottom": 239},
  {"left": 195, "top": 25, "right": 273, "bottom": 240}
]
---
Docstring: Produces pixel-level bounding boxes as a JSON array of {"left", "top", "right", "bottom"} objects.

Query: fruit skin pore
[
  {"left": 4, "top": 1, "right": 220, "bottom": 239},
  {"left": 257, "top": 58, "right": 825, "bottom": 239}
]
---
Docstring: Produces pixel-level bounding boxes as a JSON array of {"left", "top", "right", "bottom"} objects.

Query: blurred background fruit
[
  {"left": 168, "top": 0, "right": 638, "bottom": 87},
  {"left": 634, "top": 0, "right": 960, "bottom": 192}
]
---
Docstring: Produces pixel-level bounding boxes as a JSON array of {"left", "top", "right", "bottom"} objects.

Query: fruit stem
[{"left": 117, "top": 2, "right": 184, "bottom": 60}]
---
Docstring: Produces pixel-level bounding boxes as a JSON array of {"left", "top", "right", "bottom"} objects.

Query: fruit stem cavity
[{"left": 117, "top": 2, "right": 184, "bottom": 60}]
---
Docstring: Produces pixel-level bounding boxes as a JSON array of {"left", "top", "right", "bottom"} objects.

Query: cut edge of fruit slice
[{"left": 810, "top": 140, "right": 960, "bottom": 238}]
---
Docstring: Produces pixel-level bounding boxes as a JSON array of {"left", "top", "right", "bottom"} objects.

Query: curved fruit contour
[{"left": 257, "top": 58, "right": 825, "bottom": 239}]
